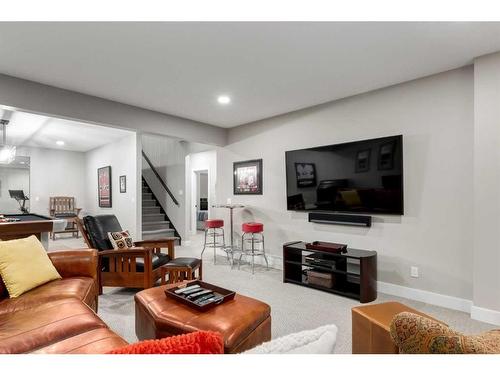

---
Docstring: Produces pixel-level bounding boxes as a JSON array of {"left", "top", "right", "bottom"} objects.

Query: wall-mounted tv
[{"left": 285, "top": 135, "right": 403, "bottom": 215}]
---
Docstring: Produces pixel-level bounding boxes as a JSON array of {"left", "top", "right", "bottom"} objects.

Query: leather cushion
[
  {"left": 136, "top": 253, "right": 170, "bottom": 272},
  {"left": 135, "top": 285, "right": 271, "bottom": 352},
  {"left": 83, "top": 215, "right": 123, "bottom": 251},
  {"left": 0, "top": 277, "right": 96, "bottom": 315},
  {"left": 32, "top": 327, "right": 128, "bottom": 354},
  {"left": 0, "top": 298, "right": 107, "bottom": 354},
  {"left": 166, "top": 257, "right": 201, "bottom": 268}
]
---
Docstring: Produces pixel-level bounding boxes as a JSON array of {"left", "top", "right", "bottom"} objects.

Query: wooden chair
[
  {"left": 49, "top": 196, "right": 82, "bottom": 239},
  {"left": 76, "top": 215, "right": 177, "bottom": 294}
]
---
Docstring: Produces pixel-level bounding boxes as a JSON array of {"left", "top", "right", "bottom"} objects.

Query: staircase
[{"left": 141, "top": 178, "right": 180, "bottom": 242}]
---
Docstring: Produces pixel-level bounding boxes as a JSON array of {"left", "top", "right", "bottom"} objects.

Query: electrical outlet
[{"left": 410, "top": 266, "right": 419, "bottom": 278}]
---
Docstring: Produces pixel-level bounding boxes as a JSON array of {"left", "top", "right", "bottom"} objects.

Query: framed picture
[
  {"left": 233, "top": 159, "right": 263, "bottom": 195},
  {"left": 295, "top": 163, "right": 316, "bottom": 187},
  {"left": 355, "top": 149, "right": 371, "bottom": 173},
  {"left": 98, "top": 166, "right": 112, "bottom": 207},
  {"left": 119, "top": 175, "right": 126, "bottom": 193},
  {"left": 378, "top": 141, "right": 396, "bottom": 170}
]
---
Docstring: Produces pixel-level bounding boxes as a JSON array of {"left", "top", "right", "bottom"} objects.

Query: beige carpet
[{"left": 49, "top": 233, "right": 498, "bottom": 354}]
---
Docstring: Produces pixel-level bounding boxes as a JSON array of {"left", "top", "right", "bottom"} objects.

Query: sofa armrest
[{"left": 48, "top": 248, "right": 98, "bottom": 280}]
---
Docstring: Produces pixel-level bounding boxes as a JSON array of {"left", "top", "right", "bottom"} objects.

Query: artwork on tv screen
[
  {"left": 285, "top": 135, "right": 403, "bottom": 214},
  {"left": 295, "top": 163, "right": 316, "bottom": 188}
]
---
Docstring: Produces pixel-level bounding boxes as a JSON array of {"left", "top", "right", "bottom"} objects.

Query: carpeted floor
[{"left": 50, "top": 233, "right": 497, "bottom": 354}]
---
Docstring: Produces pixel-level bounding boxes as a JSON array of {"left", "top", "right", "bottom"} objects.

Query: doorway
[{"left": 194, "top": 170, "right": 208, "bottom": 232}]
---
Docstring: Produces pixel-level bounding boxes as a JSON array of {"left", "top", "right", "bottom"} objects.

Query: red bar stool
[
  {"left": 200, "top": 219, "right": 227, "bottom": 264},
  {"left": 238, "top": 222, "right": 269, "bottom": 274}
]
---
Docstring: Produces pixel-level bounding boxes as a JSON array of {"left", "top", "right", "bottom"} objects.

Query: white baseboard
[
  {"left": 471, "top": 305, "right": 500, "bottom": 325},
  {"left": 209, "top": 249, "right": 500, "bottom": 325},
  {"left": 377, "top": 281, "right": 472, "bottom": 313}
]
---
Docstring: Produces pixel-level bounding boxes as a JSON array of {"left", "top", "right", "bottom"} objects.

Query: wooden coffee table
[{"left": 135, "top": 284, "right": 271, "bottom": 353}]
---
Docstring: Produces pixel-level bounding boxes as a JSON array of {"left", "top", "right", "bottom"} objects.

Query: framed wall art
[
  {"left": 119, "top": 175, "right": 126, "bottom": 193},
  {"left": 98, "top": 166, "right": 112, "bottom": 207},
  {"left": 233, "top": 159, "right": 263, "bottom": 195}
]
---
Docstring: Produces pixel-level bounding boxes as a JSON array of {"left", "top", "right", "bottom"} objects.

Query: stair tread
[{"left": 142, "top": 228, "right": 175, "bottom": 234}]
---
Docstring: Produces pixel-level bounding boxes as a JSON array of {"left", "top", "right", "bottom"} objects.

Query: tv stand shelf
[{"left": 283, "top": 241, "right": 377, "bottom": 303}]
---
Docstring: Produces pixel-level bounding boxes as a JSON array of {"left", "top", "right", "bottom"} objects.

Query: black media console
[{"left": 283, "top": 241, "right": 377, "bottom": 303}]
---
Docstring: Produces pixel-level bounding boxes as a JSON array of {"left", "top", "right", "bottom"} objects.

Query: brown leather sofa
[{"left": 0, "top": 249, "right": 128, "bottom": 354}]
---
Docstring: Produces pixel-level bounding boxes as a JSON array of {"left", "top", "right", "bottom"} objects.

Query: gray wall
[
  {"left": 85, "top": 133, "right": 140, "bottom": 238},
  {"left": 215, "top": 67, "right": 474, "bottom": 301},
  {"left": 17, "top": 146, "right": 87, "bottom": 216},
  {"left": 473, "top": 51, "right": 500, "bottom": 322}
]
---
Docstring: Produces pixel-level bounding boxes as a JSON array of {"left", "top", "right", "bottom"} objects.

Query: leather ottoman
[
  {"left": 351, "top": 301, "right": 444, "bottom": 354},
  {"left": 135, "top": 285, "right": 271, "bottom": 353}
]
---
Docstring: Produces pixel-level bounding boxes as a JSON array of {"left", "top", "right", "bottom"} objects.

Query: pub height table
[{"left": 212, "top": 203, "right": 245, "bottom": 267}]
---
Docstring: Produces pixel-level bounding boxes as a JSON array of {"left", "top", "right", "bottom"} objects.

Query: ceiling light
[
  {"left": 217, "top": 95, "right": 231, "bottom": 105},
  {"left": 0, "top": 146, "right": 16, "bottom": 164},
  {"left": 56, "top": 140, "right": 65, "bottom": 146}
]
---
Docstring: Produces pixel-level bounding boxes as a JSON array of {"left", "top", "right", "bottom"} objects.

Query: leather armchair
[{"left": 76, "top": 215, "right": 177, "bottom": 293}]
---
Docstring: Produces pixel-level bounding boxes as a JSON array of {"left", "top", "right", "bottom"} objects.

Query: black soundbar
[{"left": 308, "top": 212, "right": 372, "bottom": 227}]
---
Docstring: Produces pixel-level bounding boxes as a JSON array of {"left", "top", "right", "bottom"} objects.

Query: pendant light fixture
[{"left": 0, "top": 119, "right": 16, "bottom": 164}]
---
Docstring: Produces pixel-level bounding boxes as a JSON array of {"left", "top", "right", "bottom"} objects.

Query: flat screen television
[{"left": 285, "top": 135, "right": 403, "bottom": 215}]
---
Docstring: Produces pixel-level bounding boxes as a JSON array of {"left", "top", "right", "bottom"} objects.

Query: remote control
[
  {"left": 187, "top": 289, "right": 213, "bottom": 300},
  {"left": 197, "top": 295, "right": 223, "bottom": 306},
  {"left": 182, "top": 287, "right": 204, "bottom": 296},
  {"left": 175, "top": 284, "right": 201, "bottom": 294},
  {"left": 193, "top": 293, "right": 215, "bottom": 304}
]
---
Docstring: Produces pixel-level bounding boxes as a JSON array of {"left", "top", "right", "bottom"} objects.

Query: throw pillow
[
  {"left": 107, "top": 230, "right": 134, "bottom": 250},
  {"left": 390, "top": 312, "right": 500, "bottom": 354},
  {"left": 0, "top": 235, "right": 61, "bottom": 298},
  {"left": 244, "top": 324, "right": 338, "bottom": 354},
  {"left": 107, "top": 331, "right": 224, "bottom": 354}
]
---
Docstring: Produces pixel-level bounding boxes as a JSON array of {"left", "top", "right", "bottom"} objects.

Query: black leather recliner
[
  {"left": 76, "top": 214, "right": 178, "bottom": 291},
  {"left": 83, "top": 214, "right": 170, "bottom": 272}
]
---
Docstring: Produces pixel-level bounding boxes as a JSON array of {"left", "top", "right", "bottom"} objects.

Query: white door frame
[{"left": 190, "top": 169, "right": 209, "bottom": 235}]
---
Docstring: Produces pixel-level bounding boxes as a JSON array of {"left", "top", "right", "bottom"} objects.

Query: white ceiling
[
  {"left": 1, "top": 22, "right": 500, "bottom": 128},
  {"left": 0, "top": 108, "right": 132, "bottom": 152}
]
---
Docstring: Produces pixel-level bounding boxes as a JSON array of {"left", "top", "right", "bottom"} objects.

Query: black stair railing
[{"left": 141, "top": 150, "right": 180, "bottom": 206}]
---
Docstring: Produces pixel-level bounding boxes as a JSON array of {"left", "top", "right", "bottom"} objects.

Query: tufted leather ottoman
[{"left": 135, "top": 285, "right": 271, "bottom": 353}]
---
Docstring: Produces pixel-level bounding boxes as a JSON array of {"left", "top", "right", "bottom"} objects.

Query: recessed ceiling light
[
  {"left": 217, "top": 95, "right": 231, "bottom": 105},
  {"left": 56, "top": 140, "right": 65, "bottom": 146}
]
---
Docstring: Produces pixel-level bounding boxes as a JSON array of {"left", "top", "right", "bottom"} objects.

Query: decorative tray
[
  {"left": 305, "top": 241, "right": 348, "bottom": 253},
  {"left": 164, "top": 280, "right": 236, "bottom": 312}
]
